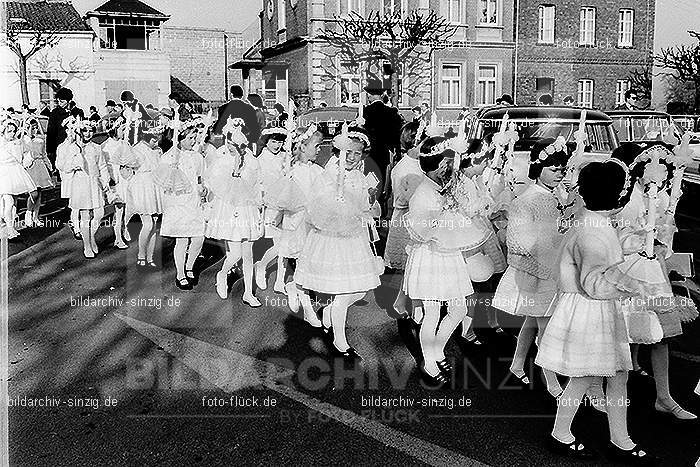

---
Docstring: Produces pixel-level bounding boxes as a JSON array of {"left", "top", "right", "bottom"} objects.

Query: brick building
[
  {"left": 244, "top": 0, "right": 516, "bottom": 117},
  {"left": 515, "top": 0, "right": 655, "bottom": 109}
]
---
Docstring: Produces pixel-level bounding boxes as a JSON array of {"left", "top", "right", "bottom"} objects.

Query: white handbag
[{"left": 464, "top": 252, "right": 495, "bottom": 282}]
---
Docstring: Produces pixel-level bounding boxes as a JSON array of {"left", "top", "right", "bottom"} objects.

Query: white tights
[
  {"left": 220, "top": 241, "right": 254, "bottom": 297},
  {"left": 420, "top": 300, "right": 467, "bottom": 375}
]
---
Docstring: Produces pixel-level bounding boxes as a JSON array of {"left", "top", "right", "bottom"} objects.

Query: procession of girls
[{"left": 3, "top": 94, "right": 697, "bottom": 464}]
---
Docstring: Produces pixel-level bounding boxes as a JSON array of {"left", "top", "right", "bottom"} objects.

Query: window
[
  {"left": 263, "top": 70, "right": 278, "bottom": 109},
  {"left": 39, "top": 79, "right": 59, "bottom": 108},
  {"left": 616, "top": 80, "right": 630, "bottom": 106},
  {"left": 477, "top": 65, "right": 498, "bottom": 105},
  {"left": 443, "top": 0, "right": 463, "bottom": 24},
  {"left": 440, "top": 64, "right": 462, "bottom": 106},
  {"left": 340, "top": 0, "right": 364, "bottom": 16},
  {"left": 578, "top": 79, "right": 594, "bottom": 108},
  {"left": 382, "top": 0, "right": 406, "bottom": 16},
  {"left": 278, "top": 0, "right": 286, "bottom": 31},
  {"left": 579, "top": 7, "right": 596, "bottom": 46},
  {"left": 97, "top": 17, "right": 162, "bottom": 50},
  {"left": 618, "top": 9, "right": 634, "bottom": 47},
  {"left": 538, "top": 5, "right": 555, "bottom": 43},
  {"left": 338, "top": 62, "right": 360, "bottom": 105},
  {"left": 479, "top": 0, "right": 498, "bottom": 25}
]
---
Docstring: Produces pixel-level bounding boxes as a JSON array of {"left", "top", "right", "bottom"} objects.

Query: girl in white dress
[
  {"left": 535, "top": 160, "right": 657, "bottom": 464},
  {"left": 0, "top": 118, "right": 37, "bottom": 238},
  {"left": 493, "top": 137, "right": 569, "bottom": 397},
  {"left": 275, "top": 125, "right": 325, "bottom": 327},
  {"left": 101, "top": 121, "right": 134, "bottom": 249},
  {"left": 156, "top": 126, "right": 207, "bottom": 289},
  {"left": 402, "top": 137, "right": 485, "bottom": 383},
  {"left": 254, "top": 128, "right": 288, "bottom": 293},
  {"left": 295, "top": 127, "right": 382, "bottom": 359},
  {"left": 206, "top": 120, "right": 263, "bottom": 306},
  {"left": 384, "top": 121, "right": 425, "bottom": 318},
  {"left": 127, "top": 130, "right": 163, "bottom": 268},
  {"left": 21, "top": 118, "right": 54, "bottom": 227},
  {"left": 55, "top": 121, "right": 111, "bottom": 258},
  {"left": 455, "top": 141, "right": 507, "bottom": 344},
  {"left": 613, "top": 142, "right": 697, "bottom": 420}
]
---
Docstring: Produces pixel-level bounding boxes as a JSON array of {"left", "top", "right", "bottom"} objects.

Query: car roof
[
  {"left": 298, "top": 106, "right": 359, "bottom": 124},
  {"left": 607, "top": 110, "right": 672, "bottom": 117},
  {"left": 477, "top": 106, "right": 611, "bottom": 122}
]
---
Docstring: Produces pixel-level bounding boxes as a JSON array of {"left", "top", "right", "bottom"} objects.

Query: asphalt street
[{"left": 6, "top": 213, "right": 700, "bottom": 466}]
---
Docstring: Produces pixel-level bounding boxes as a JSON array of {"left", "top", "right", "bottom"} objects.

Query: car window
[
  {"left": 611, "top": 117, "right": 628, "bottom": 141},
  {"left": 476, "top": 120, "right": 614, "bottom": 153},
  {"left": 630, "top": 116, "right": 671, "bottom": 141}
]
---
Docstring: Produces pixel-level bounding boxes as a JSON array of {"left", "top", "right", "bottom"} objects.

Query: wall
[
  {"left": 93, "top": 48, "right": 170, "bottom": 107},
  {"left": 163, "top": 26, "right": 227, "bottom": 103},
  {"left": 516, "top": 0, "right": 655, "bottom": 108}
]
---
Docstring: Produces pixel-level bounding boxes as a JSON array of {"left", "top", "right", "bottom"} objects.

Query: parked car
[
  {"left": 609, "top": 110, "right": 700, "bottom": 189},
  {"left": 468, "top": 106, "right": 618, "bottom": 190}
]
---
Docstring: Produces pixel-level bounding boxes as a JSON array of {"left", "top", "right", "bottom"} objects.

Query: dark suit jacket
[
  {"left": 46, "top": 106, "right": 70, "bottom": 160},
  {"left": 158, "top": 127, "right": 174, "bottom": 153},
  {"left": 363, "top": 100, "right": 403, "bottom": 182},
  {"left": 213, "top": 98, "right": 260, "bottom": 143}
]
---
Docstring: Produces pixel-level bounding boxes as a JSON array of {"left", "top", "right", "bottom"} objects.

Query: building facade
[
  {"left": 515, "top": 0, "right": 655, "bottom": 109},
  {"left": 1, "top": 1, "right": 96, "bottom": 109},
  {"left": 249, "top": 0, "right": 516, "bottom": 117}
]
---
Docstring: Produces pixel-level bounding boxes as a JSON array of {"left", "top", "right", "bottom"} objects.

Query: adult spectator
[
  {"left": 496, "top": 94, "right": 514, "bottom": 106},
  {"left": 69, "top": 101, "right": 84, "bottom": 119},
  {"left": 538, "top": 94, "right": 553, "bottom": 106},
  {"left": 615, "top": 89, "right": 639, "bottom": 111},
  {"left": 158, "top": 107, "right": 175, "bottom": 153},
  {"left": 168, "top": 92, "right": 191, "bottom": 121},
  {"left": 46, "top": 87, "right": 72, "bottom": 167},
  {"left": 362, "top": 77, "right": 403, "bottom": 200},
  {"left": 88, "top": 106, "right": 101, "bottom": 122},
  {"left": 411, "top": 105, "right": 422, "bottom": 123},
  {"left": 212, "top": 85, "right": 260, "bottom": 143},
  {"left": 247, "top": 93, "right": 267, "bottom": 131},
  {"left": 100, "top": 99, "right": 121, "bottom": 131}
]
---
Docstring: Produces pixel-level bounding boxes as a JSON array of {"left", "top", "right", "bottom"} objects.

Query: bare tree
[
  {"left": 655, "top": 30, "right": 700, "bottom": 113},
  {"left": 32, "top": 52, "right": 92, "bottom": 89},
  {"left": 5, "top": 16, "right": 60, "bottom": 105},
  {"left": 316, "top": 10, "right": 458, "bottom": 106},
  {"left": 627, "top": 59, "right": 653, "bottom": 101}
]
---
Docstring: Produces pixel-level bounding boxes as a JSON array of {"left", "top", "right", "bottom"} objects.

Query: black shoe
[
  {"left": 419, "top": 367, "right": 449, "bottom": 388},
  {"left": 548, "top": 437, "right": 596, "bottom": 459},
  {"left": 175, "top": 278, "right": 192, "bottom": 290},
  {"left": 331, "top": 343, "right": 362, "bottom": 362},
  {"left": 437, "top": 358, "right": 454, "bottom": 373},
  {"left": 185, "top": 270, "right": 198, "bottom": 286},
  {"left": 607, "top": 443, "right": 657, "bottom": 465}
]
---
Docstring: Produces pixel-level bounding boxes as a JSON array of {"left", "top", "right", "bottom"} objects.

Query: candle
[
  {"left": 337, "top": 123, "right": 349, "bottom": 200},
  {"left": 645, "top": 183, "right": 659, "bottom": 257}
]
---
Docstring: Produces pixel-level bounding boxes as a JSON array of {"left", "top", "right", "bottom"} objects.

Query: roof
[
  {"left": 478, "top": 106, "right": 611, "bottom": 122},
  {"left": 298, "top": 107, "right": 359, "bottom": 126},
  {"left": 90, "top": 0, "right": 168, "bottom": 18},
  {"left": 170, "top": 76, "right": 206, "bottom": 103},
  {"left": 6, "top": 1, "right": 92, "bottom": 32},
  {"left": 607, "top": 110, "right": 672, "bottom": 118}
]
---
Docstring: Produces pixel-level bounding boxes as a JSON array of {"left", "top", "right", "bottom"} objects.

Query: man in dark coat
[
  {"left": 45, "top": 87, "right": 72, "bottom": 168},
  {"left": 362, "top": 78, "right": 403, "bottom": 205},
  {"left": 614, "top": 89, "right": 639, "bottom": 111},
  {"left": 212, "top": 85, "right": 260, "bottom": 145}
]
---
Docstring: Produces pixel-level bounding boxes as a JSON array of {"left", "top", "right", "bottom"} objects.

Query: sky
[
  {"left": 71, "top": 0, "right": 261, "bottom": 32},
  {"left": 654, "top": 0, "right": 700, "bottom": 50}
]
